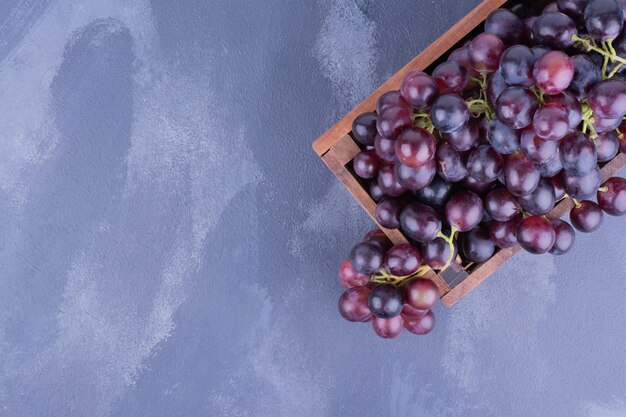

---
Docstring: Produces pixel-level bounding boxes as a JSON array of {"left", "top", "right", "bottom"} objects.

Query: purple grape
[
  {"left": 430, "top": 94, "right": 470, "bottom": 133},
  {"left": 496, "top": 87, "right": 539, "bottom": 129},
  {"left": 549, "top": 219, "right": 576, "bottom": 254},
  {"left": 400, "top": 203, "right": 441, "bottom": 243},
  {"left": 400, "top": 71, "right": 439, "bottom": 110}
]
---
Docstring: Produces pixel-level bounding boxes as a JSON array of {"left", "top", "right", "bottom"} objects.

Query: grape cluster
[
  {"left": 338, "top": 230, "right": 439, "bottom": 339},
  {"left": 339, "top": 0, "right": 626, "bottom": 338}
]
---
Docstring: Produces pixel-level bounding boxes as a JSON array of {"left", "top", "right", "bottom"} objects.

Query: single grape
[
  {"left": 353, "top": 149, "right": 382, "bottom": 179},
  {"left": 532, "top": 103, "right": 570, "bottom": 141},
  {"left": 404, "top": 278, "right": 439, "bottom": 310},
  {"left": 422, "top": 237, "right": 457, "bottom": 270},
  {"left": 496, "top": 87, "right": 539, "bottom": 128},
  {"left": 384, "top": 244, "right": 422, "bottom": 276},
  {"left": 432, "top": 61, "right": 469, "bottom": 94},
  {"left": 545, "top": 91, "right": 582, "bottom": 130},
  {"left": 368, "top": 284, "right": 403, "bottom": 318},
  {"left": 374, "top": 135, "right": 397, "bottom": 162},
  {"left": 489, "top": 214, "right": 523, "bottom": 248},
  {"left": 532, "top": 12, "right": 577, "bottom": 49},
  {"left": 504, "top": 152, "right": 541, "bottom": 196},
  {"left": 445, "top": 190, "right": 484, "bottom": 231},
  {"left": 339, "top": 259, "right": 370, "bottom": 288},
  {"left": 533, "top": 51, "right": 574, "bottom": 95},
  {"left": 395, "top": 127, "right": 437, "bottom": 168},
  {"left": 403, "top": 310, "right": 436, "bottom": 335},
  {"left": 400, "top": 203, "right": 441, "bottom": 243},
  {"left": 338, "top": 287, "right": 372, "bottom": 322},
  {"left": 518, "top": 177, "right": 556, "bottom": 215},
  {"left": 539, "top": 148, "right": 564, "bottom": 178},
  {"left": 521, "top": 127, "right": 558, "bottom": 164},
  {"left": 376, "top": 105, "right": 413, "bottom": 140},
  {"left": 395, "top": 159, "right": 437, "bottom": 191},
  {"left": 587, "top": 80, "right": 626, "bottom": 119},
  {"left": 499, "top": 45, "right": 535, "bottom": 86},
  {"left": 597, "top": 176, "right": 626, "bottom": 215},
  {"left": 375, "top": 197, "right": 406, "bottom": 229},
  {"left": 469, "top": 33, "right": 506, "bottom": 73},
  {"left": 564, "top": 167, "right": 601, "bottom": 199},
  {"left": 487, "top": 69, "right": 508, "bottom": 107},
  {"left": 400, "top": 71, "right": 439, "bottom": 110},
  {"left": 570, "top": 200, "right": 604, "bottom": 232},
  {"left": 378, "top": 163, "right": 407, "bottom": 197},
  {"left": 584, "top": 0, "right": 624, "bottom": 41},
  {"left": 485, "top": 9, "right": 524, "bottom": 45},
  {"left": 466, "top": 144, "right": 504, "bottom": 182},
  {"left": 488, "top": 119, "right": 522, "bottom": 155},
  {"left": 559, "top": 132, "right": 598, "bottom": 176},
  {"left": 352, "top": 112, "right": 378, "bottom": 146},
  {"left": 414, "top": 174, "right": 455, "bottom": 209},
  {"left": 549, "top": 219, "right": 576, "bottom": 254},
  {"left": 430, "top": 94, "right": 470, "bottom": 133},
  {"left": 376, "top": 90, "right": 411, "bottom": 114},
  {"left": 568, "top": 54, "right": 602, "bottom": 99},
  {"left": 485, "top": 187, "right": 521, "bottom": 221},
  {"left": 447, "top": 44, "right": 477, "bottom": 75},
  {"left": 370, "top": 182, "right": 385, "bottom": 202},
  {"left": 443, "top": 118, "right": 480, "bottom": 151},
  {"left": 350, "top": 241, "right": 384, "bottom": 274},
  {"left": 460, "top": 227, "right": 495, "bottom": 262},
  {"left": 371, "top": 315, "right": 404, "bottom": 339},
  {"left": 516, "top": 215, "right": 557, "bottom": 253}
]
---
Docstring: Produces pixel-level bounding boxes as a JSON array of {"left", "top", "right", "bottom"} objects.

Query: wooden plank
[{"left": 312, "top": 0, "right": 507, "bottom": 156}]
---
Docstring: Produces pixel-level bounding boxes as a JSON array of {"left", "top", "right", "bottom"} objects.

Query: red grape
[
  {"left": 400, "top": 203, "right": 441, "bottom": 243},
  {"left": 432, "top": 61, "right": 469, "bottom": 94},
  {"left": 504, "top": 152, "right": 541, "bottom": 196},
  {"left": 378, "top": 163, "right": 407, "bottom": 197},
  {"left": 374, "top": 135, "right": 397, "bottom": 162},
  {"left": 469, "top": 33, "right": 505, "bottom": 73},
  {"left": 400, "top": 71, "right": 439, "bottom": 110},
  {"left": 533, "top": 51, "right": 574, "bottom": 95},
  {"left": 368, "top": 284, "right": 403, "bottom": 318},
  {"left": 422, "top": 237, "right": 457, "bottom": 270},
  {"left": 338, "top": 287, "right": 372, "bottom": 322},
  {"left": 402, "top": 304, "right": 429, "bottom": 318},
  {"left": 395, "top": 159, "right": 436, "bottom": 191},
  {"left": 466, "top": 144, "right": 504, "bottom": 182},
  {"left": 395, "top": 127, "right": 437, "bottom": 168},
  {"left": 352, "top": 112, "right": 378, "bottom": 146},
  {"left": 485, "top": 187, "right": 521, "bottom": 221},
  {"left": 570, "top": 200, "right": 604, "bottom": 232},
  {"left": 520, "top": 127, "right": 558, "bottom": 164},
  {"left": 588, "top": 80, "right": 626, "bottom": 119},
  {"left": 597, "top": 176, "right": 626, "bottom": 215},
  {"left": 339, "top": 259, "right": 370, "bottom": 288},
  {"left": 443, "top": 118, "right": 480, "bottom": 151},
  {"left": 496, "top": 87, "right": 539, "bottom": 128},
  {"left": 460, "top": 226, "right": 495, "bottom": 262},
  {"left": 350, "top": 241, "right": 384, "bottom": 274},
  {"left": 375, "top": 197, "right": 406, "bottom": 229},
  {"left": 532, "top": 12, "right": 577, "bottom": 49},
  {"left": 516, "top": 215, "right": 556, "bottom": 254},
  {"left": 404, "top": 278, "right": 439, "bottom": 310},
  {"left": 376, "top": 105, "right": 412, "bottom": 139},
  {"left": 430, "top": 94, "right": 470, "bottom": 133},
  {"left": 376, "top": 90, "right": 411, "bottom": 114},
  {"left": 445, "top": 190, "right": 484, "bottom": 231},
  {"left": 384, "top": 244, "right": 422, "bottom": 276},
  {"left": 532, "top": 103, "right": 570, "bottom": 141},
  {"left": 353, "top": 149, "right": 382, "bottom": 179},
  {"left": 549, "top": 219, "right": 576, "bottom": 255},
  {"left": 489, "top": 214, "right": 522, "bottom": 248},
  {"left": 372, "top": 315, "right": 404, "bottom": 339}
]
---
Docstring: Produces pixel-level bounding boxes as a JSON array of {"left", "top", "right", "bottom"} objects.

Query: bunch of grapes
[
  {"left": 338, "top": 230, "right": 439, "bottom": 339},
  {"left": 339, "top": 0, "right": 626, "bottom": 338}
]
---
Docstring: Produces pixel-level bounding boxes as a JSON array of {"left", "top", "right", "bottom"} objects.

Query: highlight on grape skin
[{"left": 335, "top": 0, "right": 626, "bottom": 339}]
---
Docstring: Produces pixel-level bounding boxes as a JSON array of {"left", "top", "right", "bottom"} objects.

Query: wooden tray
[{"left": 312, "top": 0, "right": 626, "bottom": 306}]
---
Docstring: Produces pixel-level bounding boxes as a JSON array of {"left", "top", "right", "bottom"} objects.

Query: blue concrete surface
[{"left": 0, "top": 0, "right": 625, "bottom": 416}]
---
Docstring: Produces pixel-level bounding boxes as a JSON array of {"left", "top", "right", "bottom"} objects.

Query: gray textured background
[{"left": 1, "top": 0, "right": 626, "bottom": 416}]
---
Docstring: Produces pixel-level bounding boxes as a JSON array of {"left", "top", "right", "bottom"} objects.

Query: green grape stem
[
  {"left": 369, "top": 265, "right": 429, "bottom": 285},
  {"left": 436, "top": 226, "right": 458, "bottom": 272},
  {"left": 572, "top": 35, "right": 626, "bottom": 80}
]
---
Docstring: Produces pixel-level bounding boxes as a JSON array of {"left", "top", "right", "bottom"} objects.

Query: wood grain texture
[{"left": 312, "top": 0, "right": 507, "bottom": 156}]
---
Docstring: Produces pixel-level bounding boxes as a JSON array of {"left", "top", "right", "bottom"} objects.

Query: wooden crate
[{"left": 312, "top": 0, "right": 626, "bottom": 306}]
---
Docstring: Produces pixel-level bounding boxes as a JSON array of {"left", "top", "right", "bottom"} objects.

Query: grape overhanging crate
[{"left": 312, "top": 0, "right": 626, "bottom": 307}]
